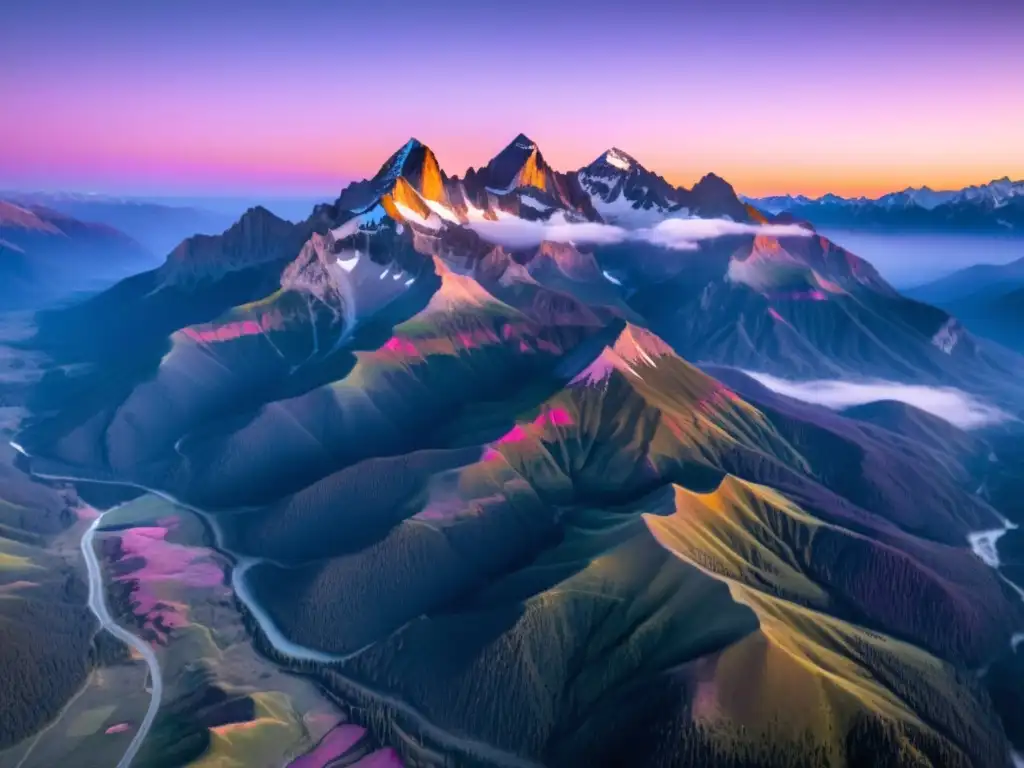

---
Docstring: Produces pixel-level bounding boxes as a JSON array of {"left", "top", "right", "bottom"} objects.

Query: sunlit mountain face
[{"left": 4, "top": 134, "right": 1024, "bottom": 768}]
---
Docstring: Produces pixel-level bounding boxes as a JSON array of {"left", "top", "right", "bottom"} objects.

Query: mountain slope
[
  {"left": 0, "top": 201, "right": 154, "bottom": 309},
  {"left": 20, "top": 315, "right": 1024, "bottom": 764},
  {"left": 578, "top": 149, "right": 752, "bottom": 224},
  {"left": 907, "top": 256, "right": 1024, "bottom": 352},
  {"left": 31, "top": 206, "right": 320, "bottom": 362},
  {"left": 2, "top": 192, "right": 236, "bottom": 255},
  {"left": 13, "top": 135, "right": 1024, "bottom": 766}
]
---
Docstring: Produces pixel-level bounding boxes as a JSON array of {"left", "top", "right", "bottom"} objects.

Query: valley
[{"left": 2, "top": 134, "right": 1024, "bottom": 767}]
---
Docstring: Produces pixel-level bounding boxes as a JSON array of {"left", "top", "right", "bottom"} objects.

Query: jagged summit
[
  {"left": 595, "top": 147, "right": 639, "bottom": 173},
  {"left": 693, "top": 172, "right": 732, "bottom": 191},
  {"left": 509, "top": 133, "right": 537, "bottom": 150},
  {"left": 571, "top": 323, "right": 675, "bottom": 387},
  {"left": 477, "top": 133, "right": 552, "bottom": 193},
  {"left": 371, "top": 138, "right": 425, "bottom": 184},
  {"left": 238, "top": 205, "right": 283, "bottom": 224},
  {"left": 334, "top": 137, "right": 447, "bottom": 215},
  {"left": 690, "top": 172, "right": 750, "bottom": 220},
  {"left": 578, "top": 148, "right": 691, "bottom": 225},
  {"left": 161, "top": 205, "right": 303, "bottom": 282},
  {"left": 326, "top": 132, "right": 760, "bottom": 231}
]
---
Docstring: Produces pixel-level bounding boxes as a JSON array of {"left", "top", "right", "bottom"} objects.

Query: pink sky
[{"left": 1, "top": 0, "right": 1021, "bottom": 197}]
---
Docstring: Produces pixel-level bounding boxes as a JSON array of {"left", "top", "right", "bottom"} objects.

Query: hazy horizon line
[{"left": 4, "top": 169, "right": 1021, "bottom": 206}]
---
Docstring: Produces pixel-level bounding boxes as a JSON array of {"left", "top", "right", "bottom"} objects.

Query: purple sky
[{"left": 1, "top": 0, "right": 1022, "bottom": 197}]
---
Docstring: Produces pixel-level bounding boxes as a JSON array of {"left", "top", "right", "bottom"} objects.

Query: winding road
[
  {"left": 13, "top": 438, "right": 162, "bottom": 768},
  {"left": 81, "top": 510, "right": 163, "bottom": 768}
]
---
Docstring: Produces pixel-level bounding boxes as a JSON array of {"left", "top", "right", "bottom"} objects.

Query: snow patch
[
  {"left": 520, "top": 194, "right": 551, "bottom": 213},
  {"left": 422, "top": 198, "right": 461, "bottom": 224},
  {"left": 393, "top": 201, "right": 442, "bottom": 231},
  {"left": 968, "top": 524, "right": 1015, "bottom": 568},
  {"left": 931, "top": 319, "right": 960, "bottom": 355},
  {"left": 604, "top": 149, "right": 632, "bottom": 172},
  {"left": 602, "top": 270, "right": 623, "bottom": 286},
  {"left": 336, "top": 254, "right": 359, "bottom": 273},
  {"left": 331, "top": 205, "right": 389, "bottom": 241}
]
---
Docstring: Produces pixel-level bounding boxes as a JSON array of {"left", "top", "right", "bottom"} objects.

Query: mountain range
[
  {"left": 907, "top": 255, "right": 1024, "bottom": 353},
  {"left": 746, "top": 178, "right": 1024, "bottom": 233},
  {"left": 0, "top": 200, "right": 157, "bottom": 309},
  {"left": 6, "top": 134, "right": 1024, "bottom": 767},
  {"left": 1, "top": 191, "right": 245, "bottom": 256}
]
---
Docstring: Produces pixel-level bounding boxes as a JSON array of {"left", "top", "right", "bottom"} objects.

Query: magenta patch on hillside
[
  {"left": 182, "top": 313, "right": 283, "bottom": 344},
  {"left": 538, "top": 407, "right": 573, "bottom": 427},
  {"left": 486, "top": 407, "right": 574, "bottom": 460},
  {"left": 381, "top": 336, "right": 419, "bottom": 355},
  {"left": 350, "top": 748, "right": 403, "bottom": 767},
  {"left": 105, "top": 722, "right": 132, "bottom": 735},
  {"left": 691, "top": 383, "right": 744, "bottom": 415},
  {"left": 76, "top": 505, "right": 101, "bottom": 521},
  {"left": 496, "top": 424, "right": 530, "bottom": 445},
  {"left": 112, "top": 523, "right": 224, "bottom": 638},
  {"left": 535, "top": 338, "right": 561, "bottom": 354},
  {"left": 413, "top": 496, "right": 468, "bottom": 521},
  {"left": 287, "top": 723, "right": 366, "bottom": 768},
  {"left": 374, "top": 323, "right": 553, "bottom": 361},
  {"left": 816, "top": 275, "right": 845, "bottom": 294},
  {"left": 765, "top": 289, "right": 827, "bottom": 302}
]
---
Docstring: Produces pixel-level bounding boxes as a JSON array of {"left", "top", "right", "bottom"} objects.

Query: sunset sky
[{"left": 2, "top": 0, "right": 1021, "bottom": 199}]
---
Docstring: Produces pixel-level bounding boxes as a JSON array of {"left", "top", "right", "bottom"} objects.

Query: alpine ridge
[{"left": 9, "top": 131, "right": 1024, "bottom": 768}]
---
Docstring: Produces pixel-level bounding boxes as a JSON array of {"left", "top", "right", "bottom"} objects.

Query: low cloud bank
[
  {"left": 469, "top": 211, "right": 811, "bottom": 251},
  {"left": 745, "top": 372, "right": 1012, "bottom": 430}
]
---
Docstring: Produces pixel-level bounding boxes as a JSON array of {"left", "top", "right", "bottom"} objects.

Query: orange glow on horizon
[{"left": 4, "top": 124, "right": 1021, "bottom": 199}]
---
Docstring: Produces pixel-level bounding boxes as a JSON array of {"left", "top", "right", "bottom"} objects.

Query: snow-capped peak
[
  {"left": 602, "top": 148, "right": 634, "bottom": 173},
  {"left": 375, "top": 138, "right": 423, "bottom": 186},
  {"left": 378, "top": 138, "right": 421, "bottom": 180},
  {"left": 950, "top": 177, "right": 1024, "bottom": 207},
  {"left": 571, "top": 325, "right": 673, "bottom": 387},
  {"left": 512, "top": 134, "right": 536, "bottom": 151},
  {"left": 577, "top": 149, "right": 689, "bottom": 226}
]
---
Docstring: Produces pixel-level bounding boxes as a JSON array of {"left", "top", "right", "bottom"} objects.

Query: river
[
  {"left": 10, "top": 441, "right": 162, "bottom": 768},
  {"left": 81, "top": 508, "right": 163, "bottom": 768}
]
